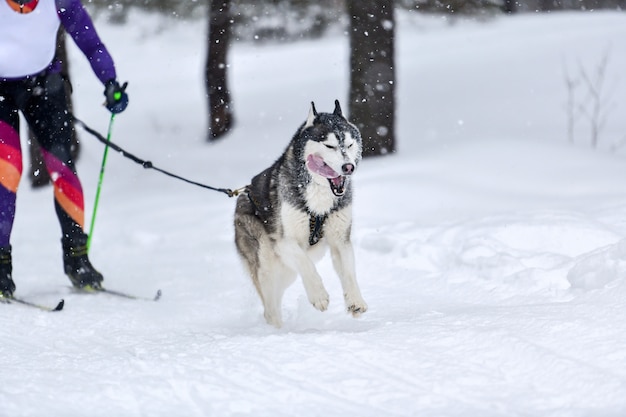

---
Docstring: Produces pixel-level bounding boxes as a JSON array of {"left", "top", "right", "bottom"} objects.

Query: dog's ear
[
  {"left": 305, "top": 101, "right": 317, "bottom": 128},
  {"left": 333, "top": 99, "right": 344, "bottom": 118}
]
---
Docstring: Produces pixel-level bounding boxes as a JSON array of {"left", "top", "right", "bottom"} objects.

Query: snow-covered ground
[{"left": 2, "top": 10, "right": 626, "bottom": 417}]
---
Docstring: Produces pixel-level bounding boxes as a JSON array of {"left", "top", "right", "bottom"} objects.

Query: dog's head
[{"left": 298, "top": 100, "right": 363, "bottom": 197}]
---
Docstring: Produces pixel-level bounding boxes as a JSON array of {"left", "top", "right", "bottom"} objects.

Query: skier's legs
[
  {"left": 0, "top": 90, "right": 22, "bottom": 249},
  {"left": 0, "top": 84, "right": 22, "bottom": 296},
  {"left": 21, "top": 73, "right": 85, "bottom": 243},
  {"left": 21, "top": 73, "right": 103, "bottom": 289}
]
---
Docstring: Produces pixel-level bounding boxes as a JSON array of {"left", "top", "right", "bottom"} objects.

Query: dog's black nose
[{"left": 342, "top": 163, "right": 355, "bottom": 175}]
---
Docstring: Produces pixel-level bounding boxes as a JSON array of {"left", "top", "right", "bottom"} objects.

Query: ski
[
  {"left": 97, "top": 287, "right": 162, "bottom": 301},
  {"left": 75, "top": 286, "right": 162, "bottom": 302},
  {"left": 0, "top": 295, "right": 64, "bottom": 312}
]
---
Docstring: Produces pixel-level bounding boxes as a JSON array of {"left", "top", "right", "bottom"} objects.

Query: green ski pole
[{"left": 87, "top": 113, "right": 116, "bottom": 252}]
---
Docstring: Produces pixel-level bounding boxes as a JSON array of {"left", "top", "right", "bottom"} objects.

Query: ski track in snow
[{"left": 2, "top": 10, "right": 626, "bottom": 417}]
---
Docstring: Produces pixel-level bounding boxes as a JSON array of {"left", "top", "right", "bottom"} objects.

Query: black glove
[{"left": 104, "top": 79, "right": 129, "bottom": 114}]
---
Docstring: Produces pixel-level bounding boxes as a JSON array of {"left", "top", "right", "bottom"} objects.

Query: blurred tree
[
  {"left": 347, "top": 0, "right": 396, "bottom": 157},
  {"left": 502, "top": 0, "right": 517, "bottom": 13},
  {"left": 538, "top": 0, "right": 561, "bottom": 10},
  {"left": 206, "top": 0, "right": 234, "bottom": 140},
  {"left": 28, "top": 28, "right": 80, "bottom": 188}
]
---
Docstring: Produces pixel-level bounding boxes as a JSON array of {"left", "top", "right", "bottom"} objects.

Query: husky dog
[{"left": 234, "top": 100, "right": 368, "bottom": 327}]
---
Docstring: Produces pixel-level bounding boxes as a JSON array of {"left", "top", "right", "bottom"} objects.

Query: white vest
[{"left": 0, "top": 0, "right": 60, "bottom": 78}]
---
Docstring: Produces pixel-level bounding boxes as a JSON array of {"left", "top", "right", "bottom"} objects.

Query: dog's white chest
[
  {"left": 280, "top": 204, "right": 313, "bottom": 244},
  {"left": 304, "top": 181, "right": 336, "bottom": 214}
]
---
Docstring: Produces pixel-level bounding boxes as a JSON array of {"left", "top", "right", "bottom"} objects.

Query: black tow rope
[{"left": 72, "top": 116, "right": 246, "bottom": 198}]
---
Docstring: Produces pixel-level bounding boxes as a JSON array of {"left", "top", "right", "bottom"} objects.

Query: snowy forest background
[
  {"left": 3, "top": 1, "right": 626, "bottom": 416},
  {"left": 80, "top": 0, "right": 626, "bottom": 153}
]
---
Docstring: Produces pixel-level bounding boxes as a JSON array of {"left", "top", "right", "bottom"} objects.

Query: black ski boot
[
  {"left": 0, "top": 246, "right": 16, "bottom": 298},
  {"left": 62, "top": 234, "right": 103, "bottom": 291}
]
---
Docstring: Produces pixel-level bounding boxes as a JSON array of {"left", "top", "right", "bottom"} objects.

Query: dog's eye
[
  {"left": 324, "top": 144, "right": 336, "bottom": 150},
  {"left": 347, "top": 142, "right": 354, "bottom": 148}
]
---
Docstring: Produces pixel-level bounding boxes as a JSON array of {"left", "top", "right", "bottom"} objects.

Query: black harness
[{"left": 308, "top": 213, "right": 327, "bottom": 246}]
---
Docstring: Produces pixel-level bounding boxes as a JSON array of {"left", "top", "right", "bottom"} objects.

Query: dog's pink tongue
[{"left": 307, "top": 154, "right": 340, "bottom": 178}]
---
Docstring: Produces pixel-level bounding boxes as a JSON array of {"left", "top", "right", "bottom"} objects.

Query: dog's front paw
[
  {"left": 308, "top": 288, "right": 330, "bottom": 312},
  {"left": 346, "top": 294, "right": 368, "bottom": 317}
]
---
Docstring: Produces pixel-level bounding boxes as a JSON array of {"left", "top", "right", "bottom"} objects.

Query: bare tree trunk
[
  {"left": 206, "top": 0, "right": 234, "bottom": 141},
  {"left": 29, "top": 27, "right": 80, "bottom": 188},
  {"left": 539, "top": 0, "right": 561, "bottom": 11},
  {"left": 347, "top": 0, "right": 396, "bottom": 157},
  {"left": 502, "top": 0, "right": 517, "bottom": 13}
]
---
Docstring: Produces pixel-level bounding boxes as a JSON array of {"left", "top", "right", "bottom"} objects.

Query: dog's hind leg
[
  {"left": 329, "top": 242, "right": 368, "bottom": 317},
  {"left": 258, "top": 270, "right": 283, "bottom": 327},
  {"left": 256, "top": 254, "right": 296, "bottom": 328}
]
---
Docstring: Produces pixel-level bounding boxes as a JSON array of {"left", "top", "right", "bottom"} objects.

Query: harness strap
[
  {"left": 308, "top": 213, "right": 327, "bottom": 246},
  {"left": 246, "top": 188, "right": 262, "bottom": 218}
]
